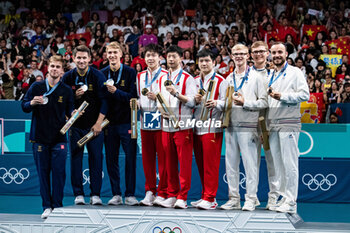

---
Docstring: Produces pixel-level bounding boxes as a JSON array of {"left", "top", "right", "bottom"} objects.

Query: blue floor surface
[{"left": 0, "top": 195, "right": 349, "bottom": 223}]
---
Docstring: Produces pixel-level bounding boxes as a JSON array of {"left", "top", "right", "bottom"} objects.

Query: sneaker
[
  {"left": 269, "top": 197, "right": 286, "bottom": 211},
  {"left": 159, "top": 197, "right": 176, "bottom": 208},
  {"left": 174, "top": 199, "right": 188, "bottom": 209},
  {"left": 220, "top": 198, "right": 241, "bottom": 210},
  {"left": 74, "top": 195, "right": 85, "bottom": 205},
  {"left": 242, "top": 199, "right": 260, "bottom": 211},
  {"left": 197, "top": 200, "right": 218, "bottom": 210},
  {"left": 90, "top": 196, "right": 102, "bottom": 205},
  {"left": 41, "top": 208, "right": 52, "bottom": 219},
  {"left": 266, "top": 196, "right": 278, "bottom": 210},
  {"left": 153, "top": 196, "right": 165, "bottom": 206},
  {"left": 190, "top": 199, "right": 203, "bottom": 207},
  {"left": 125, "top": 196, "right": 139, "bottom": 206},
  {"left": 140, "top": 191, "right": 155, "bottom": 206},
  {"left": 108, "top": 195, "right": 123, "bottom": 205},
  {"left": 276, "top": 202, "right": 297, "bottom": 214}
]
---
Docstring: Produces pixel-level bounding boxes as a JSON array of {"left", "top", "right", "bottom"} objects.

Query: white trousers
[
  {"left": 269, "top": 124, "right": 300, "bottom": 204},
  {"left": 225, "top": 127, "right": 259, "bottom": 201}
]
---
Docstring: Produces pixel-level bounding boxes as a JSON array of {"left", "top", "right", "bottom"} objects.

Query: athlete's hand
[
  {"left": 30, "top": 96, "right": 44, "bottom": 105},
  {"left": 269, "top": 90, "right": 281, "bottom": 100},
  {"left": 75, "top": 87, "right": 85, "bottom": 99},
  {"left": 205, "top": 99, "right": 217, "bottom": 109},
  {"left": 106, "top": 84, "right": 117, "bottom": 94},
  {"left": 194, "top": 93, "right": 203, "bottom": 104},
  {"left": 166, "top": 85, "right": 176, "bottom": 95},
  {"left": 91, "top": 122, "right": 102, "bottom": 136},
  {"left": 147, "top": 91, "right": 157, "bottom": 101},
  {"left": 232, "top": 92, "right": 244, "bottom": 106}
]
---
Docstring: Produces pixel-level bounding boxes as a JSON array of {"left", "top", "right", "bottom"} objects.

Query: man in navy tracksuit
[
  {"left": 101, "top": 42, "right": 138, "bottom": 206},
  {"left": 61, "top": 45, "right": 107, "bottom": 205},
  {"left": 22, "top": 55, "right": 74, "bottom": 219}
]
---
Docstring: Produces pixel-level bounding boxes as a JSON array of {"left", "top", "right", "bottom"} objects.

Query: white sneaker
[
  {"left": 266, "top": 196, "right": 278, "bottom": 210},
  {"left": 174, "top": 199, "right": 188, "bottom": 209},
  {"left": 74, "top": 195, "right": 85, "bottom": 205},
  {"left": 242, "top": 199, "right": 260, "bottom": 211},
  {"left": 108, "top": 195, "right": 123, "bottom": 205},
  {"left": 90, "top": 196, "right": 102, "bottom": 205},
  {"left": 140, "top": 191, "right": 155, "bottom": 206},
  {"left": 269, "top": 197, "right": 286, "bottom": 211},
  {"left": 220, "top": 198, "right": 241, "bottom": 210},
  {"left": 125, "top": 196, "right": 139, "bottom": 206},
  {"left": 153, "top": 196, "right": 165, "bottom": 206},
  {"left": 190, "top": 199, "right": 203, "bottom": 207},
  {"left": 159, "top": 197, "right": 176, "bottom": 208},
  {"left": 41, "top": 208, "right": 52, "bottom": 219},
  {"left": 197, "top": 200, "right": 218, "bottom": 210},
  {"left": 276, "top": 202, "right": 297, "bottom": 214}
]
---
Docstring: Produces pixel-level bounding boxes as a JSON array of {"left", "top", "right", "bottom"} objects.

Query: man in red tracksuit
[
  {"left": 191, "top": 49, "right": 228, "bottom": 210},
  {"left": 158, "top": 45, "right": 197, "bottom": 209},
  {"left": 136, "top": 44, "right": 168, "bottom": 206}
]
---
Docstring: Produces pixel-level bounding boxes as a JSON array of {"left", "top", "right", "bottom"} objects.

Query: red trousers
[
  {"left": 162, "top": 129, "right": 193, "bottom": 200},
  {"left": 193, "top": 132, "right": 223, "bottom": 202},
  {"left": 141, "top": 130, "right": 167, "bottom": 198}
]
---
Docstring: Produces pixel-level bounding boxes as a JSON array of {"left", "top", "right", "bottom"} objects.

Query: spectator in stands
[
  {"left": 325, "top": 81, "right": 340, "bottom": 105},
  {"left": 329, "top": 113, "right": 339, "bottom": 123},
  {"left": 138, "top": 25, "right": 158, "bottom": 50},
  {"left": 338, "top": 82, "right": 350, "bottom": 103}
]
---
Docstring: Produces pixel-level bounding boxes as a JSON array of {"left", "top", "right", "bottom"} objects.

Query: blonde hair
[
  {"left": 106, "top": 41, "right": 123, "bottom": 53},
  {"left": 48, "top": 55, "right": 64, "bottom": 66},
  {"left": 232, "top": 43, "right": 248, "bottom": 52},
  {"left": 251, "top": 41, "right": 268, "bottom": 50}
]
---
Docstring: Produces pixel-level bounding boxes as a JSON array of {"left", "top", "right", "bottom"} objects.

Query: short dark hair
[
  {"left": 196, "top": 49, "right": 215, "bottom": 61},
  {"left": 166, "top": 45, "right": 183, "bottom": 57},
  {"left": 144, "top": 43, "right": 162, "bottom": 56},
  {"left": 73, "top": 45, "right": 91, "bottom": 57}
]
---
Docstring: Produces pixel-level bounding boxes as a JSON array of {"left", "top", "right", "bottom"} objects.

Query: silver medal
[
  {"left": 106, "top": 79, "right": 114, "bottom": 86},
  {"left": 42, "top": 96, "right": 49, "bottom": 105},
  {"left": 81, "top": 85, "right": 88, "bottom": 92}
]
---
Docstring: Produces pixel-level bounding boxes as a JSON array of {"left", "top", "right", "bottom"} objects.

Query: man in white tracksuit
[
  {"left": 221, "top": 44, "right": 268, "bottom": 211},
  {"left": 267, "top": 43, "right": 309, "bottom": 214},
  {"left": 250, "top": 41, "right": 280, "bottom": 209}
]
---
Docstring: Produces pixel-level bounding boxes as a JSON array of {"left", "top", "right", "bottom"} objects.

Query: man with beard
[
  {"left": 267, "top": 43, "right": 309, "bottom": 214},
  {"left": 101, "top": 42, "right": 138, "bottom": 206},
  {"left": 158, "top": 45, "right": 196, "bottom": 209},
  {"left": 62, "top": 45, "right": 107, "bottom": 206},
  {"left": 22, "top": 55, "right": 74, "bottom": 219}
]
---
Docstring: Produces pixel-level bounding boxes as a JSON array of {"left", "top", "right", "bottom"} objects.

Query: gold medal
[
  {"left": 142, "top": 88, "right": 149, "bottom": 96},
  {"left": 198, "top": 89, "right": 206, "bottom": 96},
  {"left": 164, "top": 80, "right": 173, "bottom": 86}
]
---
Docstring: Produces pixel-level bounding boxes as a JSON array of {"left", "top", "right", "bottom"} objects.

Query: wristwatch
[{"left": 173, "top": 92, "right": 179, "bottom": 98}]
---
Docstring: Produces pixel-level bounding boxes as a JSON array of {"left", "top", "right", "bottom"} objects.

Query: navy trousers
[
  {"left": 104, "top": 123, "right": 137, "bottom": 197},
  {"left": 33, "top": 142, "right": 67, "bottom": 210},
  {"left": 70, "top": 127, "right": 104, "bottom": 197}
]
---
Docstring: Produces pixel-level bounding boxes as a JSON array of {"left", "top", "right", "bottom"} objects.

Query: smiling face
[
  {"left": 107, "top": 47, "right": 122, "bottom": 66},
  {"left": 73, "top": 51, "right": 91, "bottom": 71},
  {"left": 145, "top": 51, "right": 160, "bottom": 71},
  {"left": 231, "top": 47, "right": 249, "bottom": 69},
  {"left": 271, "top": 43, "right": 288, "bottom": 68},
  {"left": 251, "top": 45, "right": 269, "bottom": 67}
]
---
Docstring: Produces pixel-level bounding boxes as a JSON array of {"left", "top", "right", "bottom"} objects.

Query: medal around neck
[
  {"left": 268, "top": 87, "right": 273, "bottom": 94},
  {"left": 106, "top": 79, "right": 114, "bottom": 86},
  {"left": 198, "top": 89, "right": 206, "bottom": 96},
  {"left": 42, "top": 96, "right": 49, "bottom": 105},
  {"left": 81, "top": 84, "right": 88, "bottom": 92},
  {"left": 164, "top": 79, "right": 173, "bottom": 86},
  {"left": 142, "top": 88, "right": 149, "bottom": 96},
  {"left": 233, "top": 91, "right": 239, "bottom": 97}
]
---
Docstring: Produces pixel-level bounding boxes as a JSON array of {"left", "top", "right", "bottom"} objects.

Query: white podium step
[{"left": 1, "top": 205, "right": 350, "bottom": 233}]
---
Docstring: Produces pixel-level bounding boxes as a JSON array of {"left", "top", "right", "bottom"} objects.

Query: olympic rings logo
[
  {"left": 153, "top": 226, "right": 182, "bottom": 233},
  {"left": 223, "top": 172, "right": 246, "bottom": 190},
  {"left": 82, "top": 169, "right": 104, "bottom": 185},
  {"left": 302, "top": 173, "right": 337, "bottom": 191},
  {"left": 0, "top": 167, "right": 30, "bottom": 184}
]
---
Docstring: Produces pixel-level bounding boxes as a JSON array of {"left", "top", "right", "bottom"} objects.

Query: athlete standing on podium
[
  {"left": 101, "top": 42, "right": 138, "bottom": 206},
  {"left": 61, "top": 45, "right": 107, "bottom": 206},
  {"left": 22, "top": 55, "right": 74, "bottom": 219}
]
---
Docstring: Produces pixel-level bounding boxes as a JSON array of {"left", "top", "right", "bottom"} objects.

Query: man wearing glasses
[
  {"left": 221, "top": 44, "right": 267, "bottom": 211},
  {"left": 250, "top": 41, "right": 280, "bottom": 210},
  {"left": 267, "top": 43, "right": 309, "bottom": 214}
]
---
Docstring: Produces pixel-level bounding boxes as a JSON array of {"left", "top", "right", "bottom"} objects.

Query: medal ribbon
[
  {"left": 108, "top": 64, "right": 123, "bottom": 84},
  {"left": 268, "top": 62, "right": 288, "bottom": 87}
]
